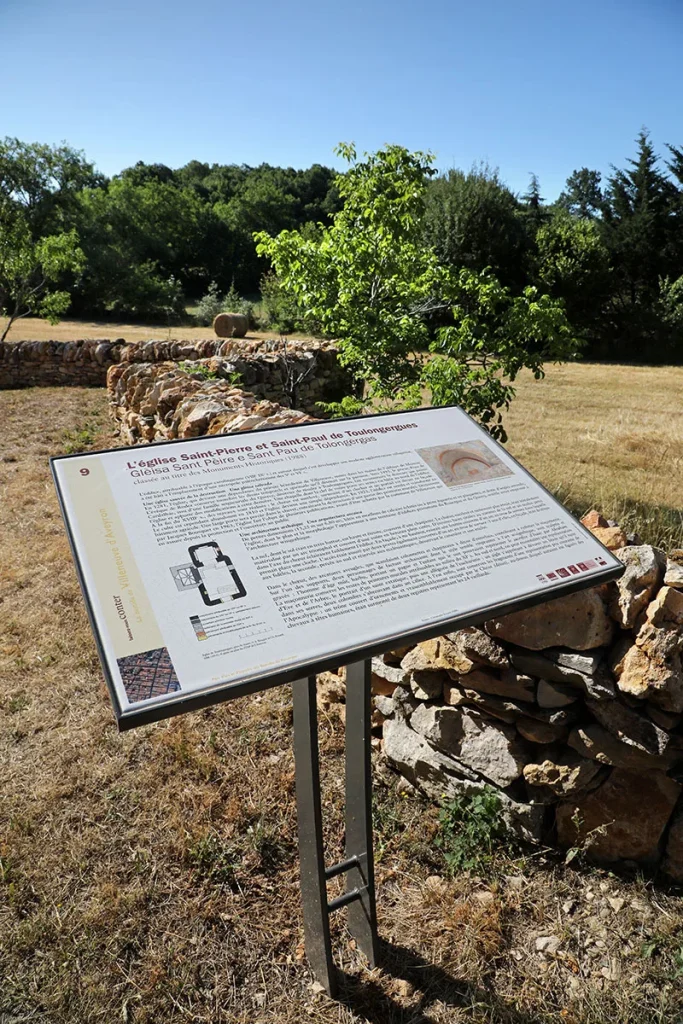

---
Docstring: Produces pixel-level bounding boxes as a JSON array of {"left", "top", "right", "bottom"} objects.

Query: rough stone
[
  {"left": 546, "top": 649, "right": 604, "bottom": 675},
  {"left": 567, "top": 723, "right": 676, "bottom": 771},
  {"left": 517, "top": 718, "right": 570, "bottom": 745},
  {"left": 373, "top": 694, "right": 395, "bottom": 718},
  {"left": 409, "top": 704, "right": 528, "bottom": 787},
  {"left": 444, "top": 684, "right": 520, "bottom": 723},
  {"left": 409, "top": 669, "right": 446, "bottom": 701},
  {"left": 382, "top": 716, "right": 544, "bottom": 842},
  {"left": 647, "top": 705, "right": 682, "bottom": 731},
  {"left": 662, "top": 802, "right": 683, "bottom": 882},
  {"left": 664, "top": 560, "right": 683, "bottom": 590},
  {"left": 535, "top": 935, "right": 562, "bottom": 955},
  {"left": 524, "top": 752, "right": 602, "bottom": 796},
  {"left": 585, "top": 698, "right": 673, "bottom": 758},
  {"left": 608, "top": 545, "right": 666, "bottom": 629},
  {"left": 556, "top": 769, "right": 680, "bottom": 863},
  {"left": 444, "top": 627, "right": 509, "bottom": 669},
  {"left": 646, "top": 586, "right": 683, "bottom": 627},
  {"left": 486, "top": 590, "right": 613, "bottom": 651},
  {"left": 371, "top": 675, "right": 398, "bottom": 697},
  {"left": 589, "top": 525, "right": 629, "bottom": 550},
  {"left": 447, "top": 667, "right": 535, "bottom": 702},
  {"left": 510, "top": 648, "right": 615, "bottom": 700},
  {"left": 371, "top": 657, "right": 408, "bottom": 687},
  {"left": 581, "top": 510, "right": 608, "bottom": 530},
  {"left": 612, "top": 632, "right": 683, "bottom": 713},
  {"left": 537, "top": 679, "right": 580, "bottom": 708},
  {"left": 400, "top": 639, "right": 474, "bottom": 675},
  {"left": 371, "top": 657, "right": 408, "bottom": 684}
]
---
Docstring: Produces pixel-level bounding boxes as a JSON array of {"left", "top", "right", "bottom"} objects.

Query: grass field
[
  {"left": 506, "top": 361, "right": 683, "bottom": 549},
  {"left": 2, "top": 315, "right": 309, "bottom": 345},
  {"left": 1, "top": 377, "right": 683, "bottom": 1023}
]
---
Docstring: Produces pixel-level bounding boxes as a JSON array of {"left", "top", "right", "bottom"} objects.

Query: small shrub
[
  {"left": 258, "top": 271, "right": 306, "bottom": 334},
  {"left": 222, "top": 281, "right": 255, "bottom": 326},
  {"left": 186, "top": 832, "right": 240, "bottom": 886},
  {"left": 193, "top": 281, "right": 226, "bottom": 326},
  {"left": 61, "top": 423, "right": 99, "bottom": 454},
  {"left": 177, "top": 361, "right": 242, "bottom": 387},
  {"left": 434, "top": 788, "right": 511, "bottom": 875}
]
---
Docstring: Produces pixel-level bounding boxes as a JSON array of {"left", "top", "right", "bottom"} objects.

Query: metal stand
[{"left": 292, "top": 659, "right": 378, "bottom": 997}]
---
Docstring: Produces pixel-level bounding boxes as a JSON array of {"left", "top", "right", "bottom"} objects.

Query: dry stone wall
[
  {"left": 367, "top": 511, "right": 683, "bottom": 881},
  {"left": 0, "top": 339, "right": 126, "bottom": 387},
  {"left": 107, "top": 361, "right": 317, "bottom": 443},
  {"left": 1, "top": 338, "right": 353, "bottom": 411},
  {"left": 17, "top": 335, "right": 680, "bottom": 879}
]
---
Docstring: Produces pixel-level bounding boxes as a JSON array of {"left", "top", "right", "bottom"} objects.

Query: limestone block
[
  {"left": 664, "top": 559, "right": 683, "bottom": 590},
  {"left": 443, "top": 627, "right": 509, "bottom": 669},
  {"left": 409, "top": 704, "right": 527, "bottom": 787},
  {"left": 612, "top": 630, "right": 683, "bottom": 713},
  {"left": 590, "top": 525, "right": 629, "bottom": 550},
  {"left": 523, "top": 753, "right": 602, "bottom": 796},
  {"left": 408, "top": 669, "right": 446, "bottom": 701},
  {"left": 537, "top": 679, "right": 580, "bottom": 708},
  {"left": 516, "top": 717, "right": 569, "bottom": 745},
  {"left": 486, "top": 590, "right": 613, "bottom": 651},
  {"left": 608, "top": 545, "right": 666, "bottom": 628},
  {"left": 371, "top": 657, "right": 409, "bottom": 687},
  {"left": 567, "top": 723, "right": 676, "bottom": 771},
  {"left": 585, "top": 697, "right": 673, "bottom": 758},
  {"left": 447, "top": 666, "right": 535, "bottom": 702},
  {"left": 509, "top": 648, "right": 615, "bottom": 700},
  {"left": 382, "top": 715, "right": 544, "bottom": 842},
  {"left": 645, "top": 586, "right": 683, "bottom": 627},
  {"left": 556, "top": 769, "right": 680, "bottom": 863}
]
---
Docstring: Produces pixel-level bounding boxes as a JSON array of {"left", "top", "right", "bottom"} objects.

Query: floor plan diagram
[{"left": 170, "top": 541, "right": 247, "bottom": 606}]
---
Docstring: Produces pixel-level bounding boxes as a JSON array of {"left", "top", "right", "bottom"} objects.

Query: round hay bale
[{"left": 213, "top": 312, "right": 249, "bottom": 339}]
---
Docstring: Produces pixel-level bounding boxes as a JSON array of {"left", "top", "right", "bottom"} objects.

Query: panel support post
[
  {"left": 292, "top": 674, "right": 337, "bottom": 997},
  {"left": 343, "top": 659, "right": 378, "bottom": 968}
]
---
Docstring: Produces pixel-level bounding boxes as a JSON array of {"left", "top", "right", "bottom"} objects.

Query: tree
[
  {"left": 74, "top": 177, "right": 214, "bottom": 316},
  {"left": 256, "top": 144, "right": 578, "bottom": 437},
  {"left": 521, "top": 173, "right": 548, "bottom": 231},
  {"left": 557, "top": 168, "right": 604, "bottom": 219},
  {"left": 603, "top": 129, "right": 675, "bottom": 301},
  {"left": 533, "top": 212, "right": 612, "bottom": 338},
  {"left": 0, "top": 137, "right": 103, "bottom": 237},
  {"left": 0, "top": 218, "right": 85, "bottom": 341},
  {"left": 423, "top": 165, "right": 528, "bottom": 289}
]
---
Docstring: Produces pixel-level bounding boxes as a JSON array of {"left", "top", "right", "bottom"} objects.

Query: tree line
[{"left": 1, "top": 131, "right": 682, "bottom": 362}]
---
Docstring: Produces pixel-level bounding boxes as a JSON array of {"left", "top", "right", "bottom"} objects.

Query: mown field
[
  {"left": 1, "top": 368, "right": 683, "bottom": 1024},
  {"left": 2, "top": 315, "right": 309, "bottom": 345}
]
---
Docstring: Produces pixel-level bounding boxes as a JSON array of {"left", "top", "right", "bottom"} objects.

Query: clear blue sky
[{"left": 1, "top": 0, "right": 682, "bottom": 199}]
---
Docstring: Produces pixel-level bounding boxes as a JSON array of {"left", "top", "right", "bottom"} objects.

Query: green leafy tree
[
  {"left": 74, "top": 177, "right": 210, "bottom": 317},
  {"left": 423, "top": 165, "right": 528, "bottom": 288},
  {"left": 257, "top": 144, "right": 577, "bottom": 436},
  {"left": 424, "top": 268, "right": 576, "bottom": 438},
  {"left": 0, "top": 218, "right": 85, "bottom": 341},
  {"left": 533, "top": 212, "right": 612, "bottom": 338},
  {"left": 0, "top": 137, "right": 103, "bottom": 237},
  {"left": 557, "top": 168, "right": 604, "bottom": 219}
]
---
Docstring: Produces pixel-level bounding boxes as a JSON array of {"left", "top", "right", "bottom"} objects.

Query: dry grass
[
  {"left": 1, "top": 385, "right": 683, "bottom": 1024},
  {"left": 2, "top": 316, "right": 314, "bottom": 344},
  {"left": 505, "top": 362, "right": 683, "bottom": 549}
]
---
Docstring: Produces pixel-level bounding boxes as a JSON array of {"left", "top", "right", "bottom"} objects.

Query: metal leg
[
  {"left": 292, "top": 675, "right": 337, "bottom": 997},
  {"left": 344, "top": 659, "right": 379, "bottom": 968}
]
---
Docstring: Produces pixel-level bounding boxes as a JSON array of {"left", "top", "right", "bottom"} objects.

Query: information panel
[{"left": 52, "top": 407, "right": 623, "bottom": 729}]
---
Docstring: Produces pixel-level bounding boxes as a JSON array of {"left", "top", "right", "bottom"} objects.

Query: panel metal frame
[
  {"left": 292, "top": 659, "right": 378, "bottom": 997},
  {"left": 51, "top": 404, "right": 624, "bottom": 731}
]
